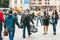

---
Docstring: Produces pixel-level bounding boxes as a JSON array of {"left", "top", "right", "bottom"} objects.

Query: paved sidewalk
[{"left": 3, "top": 15, "right": 60, "bottom": 40}]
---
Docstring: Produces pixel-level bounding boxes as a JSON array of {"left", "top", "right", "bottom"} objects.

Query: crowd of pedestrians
[{"left": 0, "top": 8, "right": 59, "bottom": 40}]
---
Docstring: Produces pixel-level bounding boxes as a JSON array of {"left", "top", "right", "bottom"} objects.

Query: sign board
[{"left": 24, "top": 0, "right": 28, "bottom": 4}]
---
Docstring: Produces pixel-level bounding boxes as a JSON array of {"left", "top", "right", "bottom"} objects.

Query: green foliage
[{"left": 0, "top": 0, "right": 9, "bottom": 8}]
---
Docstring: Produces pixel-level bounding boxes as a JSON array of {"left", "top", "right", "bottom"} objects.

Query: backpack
[
  {"left": 21, "top": 14, "right": 27, "bottom": 23},
  {"left": 22, "top": 14, "right": 30, "bottom": 24}
]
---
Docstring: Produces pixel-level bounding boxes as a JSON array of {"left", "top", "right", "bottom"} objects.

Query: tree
[{"left": 0, "top": 0, "right": 9, "bottom": 8}]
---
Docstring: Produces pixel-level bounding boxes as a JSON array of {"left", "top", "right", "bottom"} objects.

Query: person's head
[
  {"left": 26, "top": 9, "right": 30, "bottom": 13},
  {"left": 52, "top": 10, "right": 57, "bottom": 15},
  {"left": 8, "top": 10, "right": 12, "bottom": 16},
  {"left": 25, "top": 9, "right": 30, "bottom": 15},
  {"left": 13, "top": 11, "right": 18, "bottom": 16},
  {"left": 52, "top": 10, "right": 58, "bottom": 18},
  {"left": 53, "top": 10, "right": 57, "bottom": 14},
  {"left": 38, "top": 9, "right": 41, "bottom": 11},
  {"left": 44, "top": 11, "right": 49, "bottom": 16}
]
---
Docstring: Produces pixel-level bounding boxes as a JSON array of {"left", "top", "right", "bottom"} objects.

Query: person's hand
[{"left": 18, "top": 25, "right": 21, "bottom": 28}]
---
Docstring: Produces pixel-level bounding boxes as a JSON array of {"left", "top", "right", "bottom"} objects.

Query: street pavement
[{"left": 3, "top": 15, "right": 60, "bottom": 40}]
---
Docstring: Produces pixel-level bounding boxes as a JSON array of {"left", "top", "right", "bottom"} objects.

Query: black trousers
[{"left": 23, "top": 24, "right": 31, "bottom": 38}]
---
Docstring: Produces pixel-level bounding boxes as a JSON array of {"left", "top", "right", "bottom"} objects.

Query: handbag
[
  {"left": 30, "top": 25, "right": 38, "bottom": 33},
  {"left": 20, "top": 24, "right": 23, "bottom": 29},
  {"left": 18, "top": 23, "right": 23, "bottom": 29},
  {"left": 3, "top": 30, "right": 8, "bottom": 36}
]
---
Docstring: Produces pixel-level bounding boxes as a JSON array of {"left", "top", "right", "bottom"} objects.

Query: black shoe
[
  {"left": 45, "top": 33, "right": 47, "bottom": 35},
  {"left": 23, "top": 36, "right": 25, "bottom": 38},
  {"left": 28, "top": 33, "right": 32, "bottom": 36},
  {"left": 43, "top": 33, "right": 47, "bottom": 35},
  {"left": 54, "top": 33, "right": 56, "bottom": 35},
  {"left": 43, "top": 33, "right": 45, "bottom": 35},
  {"left": 53, "top": 33, "right": 56, "bottom": 35}
]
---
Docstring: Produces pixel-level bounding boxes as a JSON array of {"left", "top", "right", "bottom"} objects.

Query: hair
[
  {"left": 9, "top": 10, "right": 12, "bottom": 14},
  {"left": 38, "top": 9, "right": 41, "bottom": 11},
  {"left": 26, "top": 9, "right": 30, "bottom": 12},
  {"left": 44, "top": 11, "right": 49, "bottom": 16},
  {"left": 52, "top": 10, "right": 59, "bottom": 18}
]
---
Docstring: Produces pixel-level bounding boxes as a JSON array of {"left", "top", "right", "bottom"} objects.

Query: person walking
[
  {"left": 51, "top": 10, "right": 59, "bottom": 35},
  {"left": 43, "top": 11, "right": 50, "bottom": 35},
  {"left": 0, "top": 10, "right": 4, "bottom": 40},
  {"left": 40, "top": 9, "right": 44, "bottom": 26},
  {"left": 20, "top": 9, "right": 34, "bottom": 38},
  {"left": 36, "top": 9, "right": 41, "bottom": 26},
  {"left": 4, "top": 10, "right": 20, "bottom": 40}
]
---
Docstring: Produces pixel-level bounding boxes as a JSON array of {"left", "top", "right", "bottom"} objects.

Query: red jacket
[{"left": 0, "top": 11, "right": 4, "bottom": 23}]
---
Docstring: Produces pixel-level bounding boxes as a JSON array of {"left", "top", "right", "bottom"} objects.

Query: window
[
  {"left": 45, "top": 2, "right": 47, "bottom": 4},
  {"left": 39, "top": 3, "right": 42, "bottom": 4},
  {"left": 39, "top": 0, "right": 42, "bottom": 1},
  {"left": 48, "top": 3, "right": 49, "bottom": 4},
  {"left": 45, "top": 0, "right": 47, "bottom": 1},
  {"left": 31, "top": 3, "right": 35, "bottom": 5},
  {"left": 34, "top": 0, "right": 35, "bottom": 1},
  {"left": 48, "top": 0, "right": 49, "bottom": 1}
]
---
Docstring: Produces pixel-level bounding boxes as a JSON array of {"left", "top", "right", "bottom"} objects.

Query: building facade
[
  {"left": 30, "top": 0, "right": 60, "bottom": 11},
  {"left": 9, "top": 0, "right": 60, "bottom": 11},
  {"left": 9, "top": 0, "right": 30, "bottom": 10}
]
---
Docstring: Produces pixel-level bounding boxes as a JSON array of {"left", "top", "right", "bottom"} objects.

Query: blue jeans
[
  {"left": 8, "top": 29, "right": 15, "bottom": 40},
  {"left": 23, "top": 24, "right": 31, "bottom": 38},
  {"left": 40, "top": 19, "right": 43, "bottom": 26},
  {"left": 53, "top": 23, "right": 57, "bottom": 33},
  {"left": 36, "top": 17, "right": 41, "bottom": 26}
]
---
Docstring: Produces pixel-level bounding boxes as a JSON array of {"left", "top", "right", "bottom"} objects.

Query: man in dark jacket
[
  {"left": 0, "top": 10, "right": 4, "bottom": 40},
  {"left": 20, "top": 9, "right": 34, "bottom": 38}
]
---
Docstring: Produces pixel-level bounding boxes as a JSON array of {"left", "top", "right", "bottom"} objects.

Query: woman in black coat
[
  {"left": 51, "top": 10, "right": 59, "bottom": 35},
  {"left": 43, "top": 11, "right": 50, "bottom": 35}
]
